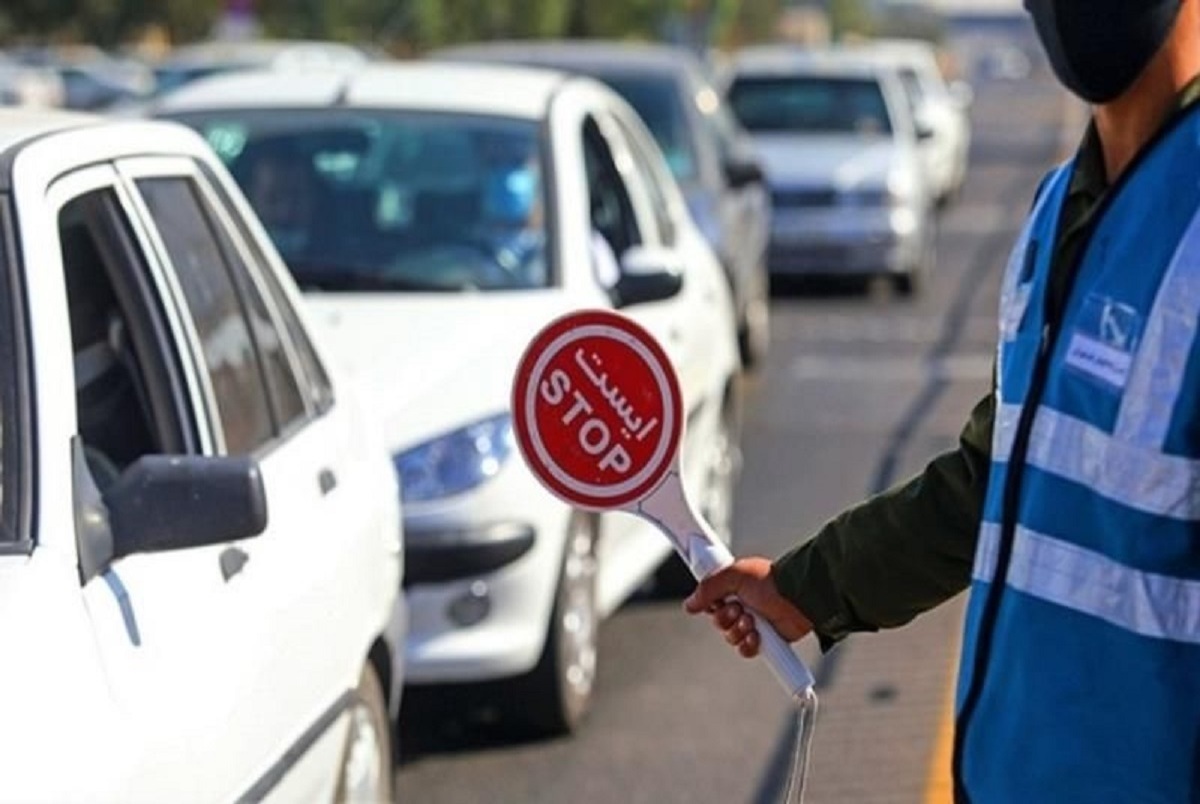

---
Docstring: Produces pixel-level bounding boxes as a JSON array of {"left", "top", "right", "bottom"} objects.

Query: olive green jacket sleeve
[{"left": 771, "top": 390, "right": 994, "bottom": 648}]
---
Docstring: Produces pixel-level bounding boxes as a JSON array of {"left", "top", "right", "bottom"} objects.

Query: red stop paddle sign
[
  {"left": 512, "top": 307, "right": 817, "bottom": 709},
  {"left": 511, "top": 309, "right": 684, "bottom": 511}
]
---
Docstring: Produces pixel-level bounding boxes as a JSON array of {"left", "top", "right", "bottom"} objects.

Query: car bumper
[
  {"left": 400, "top": 473, "right": 572, "bottom": 685},
  {"left": 767, "top": 206, "right": 925, "bottom": 276}
]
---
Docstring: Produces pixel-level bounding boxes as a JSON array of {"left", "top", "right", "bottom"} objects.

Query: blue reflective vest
[{"left": 955, "top": 108, "right": 1200, "bottom": 802}]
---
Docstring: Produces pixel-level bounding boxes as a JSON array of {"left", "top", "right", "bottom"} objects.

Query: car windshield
[
  {"left": 173, "top": 109, "right": 551, "bottom": 292},
  {"left": 593, "top": 73, "right": 698, "bottom": 181},
  {"left": 728, "top": 75, "right": 893, "bottom": 136}
]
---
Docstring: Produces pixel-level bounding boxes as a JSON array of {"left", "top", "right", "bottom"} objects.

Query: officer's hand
[{"left": 683, "top": 557, "right": 813, "bottom": 658}]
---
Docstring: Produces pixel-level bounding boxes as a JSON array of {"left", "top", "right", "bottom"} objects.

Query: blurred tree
[
  {"left": 828, "top": 0, "right": 874, "bottom": 40},
  {"left": 0, "top": 0, "right": 220, "bottom": 47}
]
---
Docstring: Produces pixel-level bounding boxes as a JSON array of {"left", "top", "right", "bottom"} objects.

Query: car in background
[
  {"left": 4, "top": 46, "right": 154, "bottom": 110},
  {"left": 433, "top": 40, "right": 772, "bottom": 369},
  {"left": 0, "top": 53, "right": 64, "bottom": 107},
  {"left": 0, "top": 109, "right": 404, "bottom": 801},
  {"left": 844, "top": 39, "right": 973, "bottom": 205},
  {"left": 726, "top": 46, "right": 937, "bottom": 295},
  {"left": 152, "top": 60, "right": 743, "bottom": 737},
  {"left": 151, "top": 39, "right": 374, "bottom": 97}
]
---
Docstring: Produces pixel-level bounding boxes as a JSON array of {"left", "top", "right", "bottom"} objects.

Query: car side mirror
[
  {"left": 105, "top": 454, "right": 268, "bottom": 559},
  {"left": 612, "top": 245, "right": 684, "bottom": 308},
  {"left": 722, "top": 154, "right": 765, "bottom": 189}
]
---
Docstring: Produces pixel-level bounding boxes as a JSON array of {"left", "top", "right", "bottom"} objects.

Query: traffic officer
[{"left": 686, "top": 1, "right": 1200, "bottom": 800}]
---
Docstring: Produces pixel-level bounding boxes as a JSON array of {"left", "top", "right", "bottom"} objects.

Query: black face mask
[{"left": 1024, "top": 0, "right": 1183, "bottom": 103}]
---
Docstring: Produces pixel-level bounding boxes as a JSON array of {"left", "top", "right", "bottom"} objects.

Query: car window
[
  {"left": 199, "top": 164, "right": 334, "bottom": 415},
  {"left": 610, "top": 113, "right": 677, "bottom": 247},
  {"left": 728, "top": 75, "right": 894, "bottom": 136},
  {"left": 135, "top": 176, "right": 275, "bottom": 455},
  {"left": 171, "top": 109, "right": 552, "bottom": 293},
  {"left": 193, "top": 172, "right": 309, "bottom": 431},
  {"left": 591, "top": 73, "right": 698, "bottom": 182},
  {"left": 583, "top": 116, "right": 641, "bottom": 259},
  {"left": 59, "top": 188, "right": 196, "bottom": 488}
]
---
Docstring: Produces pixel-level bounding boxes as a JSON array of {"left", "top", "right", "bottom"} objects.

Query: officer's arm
[{"left": 771, "top": 390, "right": 994, "bottom": 649}]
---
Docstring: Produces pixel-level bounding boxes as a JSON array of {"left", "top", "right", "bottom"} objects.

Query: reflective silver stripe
[
  {"left": 995, "top": 404, "right": 1200, "bottom": 519},
  {"left": 1115, "top": 206, "right": 1200, "bottom": 449},
  {"left": 973, "top": 524, "right": 1200, "bottom": 644},
  {"left": 992, "top": 402, "right": 1022, "bottom": 463},
  {"left": 974, "top": 522, "right": 1002, "bottom": 582}
]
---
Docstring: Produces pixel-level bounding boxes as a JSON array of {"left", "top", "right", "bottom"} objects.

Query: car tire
[
  {"left": 513, "top": 513, "right": 598, "bottom": 737},
  {"left": 334, "top": 663, "right": 394, "bottom": 804},
  {"left": 654, "top": 391, "right": 741, "bottom": 597},
  {"left": 737, "top": 279, "right": 771, "bottom": 370}
]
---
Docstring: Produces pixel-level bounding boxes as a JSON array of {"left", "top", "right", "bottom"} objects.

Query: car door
[
  {"left": 35, "top": 163, "right": 251, "bottom": 802},
  {"left": 115, "top": 155, "right": 395, "bottom": 800}
]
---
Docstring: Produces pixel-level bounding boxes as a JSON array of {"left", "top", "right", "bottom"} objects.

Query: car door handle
[
  {"left": 219, "top": 547, "right": 250, "bottom": 583},
  {"left": 318, "top": 468, "right": 337, "bottom": 496}
]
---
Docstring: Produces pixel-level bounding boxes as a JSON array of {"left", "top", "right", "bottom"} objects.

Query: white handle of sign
[{"left": 636, "top": 471, "right": 816, "bottom": 701}]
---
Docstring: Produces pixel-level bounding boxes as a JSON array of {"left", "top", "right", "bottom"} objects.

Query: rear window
[{"left": 728, "top": 75, "right": 893, "bottom": 136}]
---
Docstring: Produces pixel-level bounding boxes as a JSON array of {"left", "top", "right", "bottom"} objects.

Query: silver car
[{"left": 727, "top": 46, "right": 937, "bottom": 295}]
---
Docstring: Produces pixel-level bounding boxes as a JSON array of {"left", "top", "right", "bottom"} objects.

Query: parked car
[
  {"left": 726, "top": 46, "right": 937, "bottom": 295},
  {"left": 844, "top": 39, "right": 973, "bottom": 205},
  {"left": 0, "top": 109, "right": 405, "bottom": 801},
  {"left": 152, "top": 39, "right": 374, "bottom": 97},
  {"left": 152, "top": 61, "right": 743, "bottom": 735},
  {"left": 433, "top": 40, "right": 773, "bottom": 368}
]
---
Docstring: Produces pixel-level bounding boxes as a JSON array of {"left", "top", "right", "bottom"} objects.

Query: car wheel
[
  {"left": 515, "top": 513, "right": 598, "bottom": 736},
  {"left": 654, "top": 392, "right": 741, "bottom": 597},
  {"left": 894, "top": 222, "right": 938, "bottom": 298},
  {"left": 335, "top": 664, "right": 394, "bottom": 804}
]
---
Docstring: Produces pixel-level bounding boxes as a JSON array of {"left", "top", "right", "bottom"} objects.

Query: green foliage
[{"left": 0, "top": 0, "right": 792, "bottom": 50}]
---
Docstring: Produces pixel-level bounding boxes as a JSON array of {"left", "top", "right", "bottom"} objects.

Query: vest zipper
[{"left": 946, "top": 103, "right": 1198, "bottom": 801}]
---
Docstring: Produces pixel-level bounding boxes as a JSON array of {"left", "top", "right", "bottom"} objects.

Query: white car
[
  {"left": 727, "top": 46, "right": 937, "bottom": 294},
  {"left": 845, "top": 39, "right": 974, "bottom": 205},
  {"left": 0, "top": 109, "right": 404, "bottom": 802},
  {"left": 152, "top": 61, "right": 743, "bottom": 735}
]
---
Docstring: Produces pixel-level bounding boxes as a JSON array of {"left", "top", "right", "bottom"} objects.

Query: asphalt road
[{"left": 394, "top": 44, "right": 1080, "bottom": 804}]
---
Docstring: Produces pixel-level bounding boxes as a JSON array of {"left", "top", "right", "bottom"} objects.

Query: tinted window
[
  {"left": 594, "top": 73, "right": 699, "bottom": 182},
  {"left": 583, "top": 117, "right": 641, "bottom": 258},
  {"left": 172, "top": 110, "right": 551, "bottom": 293},
  {"left": 611, "top": 114, "right": 675, "bottom": 247},
  {"left": 200, "top": 178, "right": 308, "bottom": 430},
  {"left": 728, "top": 76, "right": 894, "bottom": 135},
  {"left": 137, "top": 177, "right": 274, "bottom": 454},
  {"left": 200, "top": 165, "right": 334, "bottom": 413}
]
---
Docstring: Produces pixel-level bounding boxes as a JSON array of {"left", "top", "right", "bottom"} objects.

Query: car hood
[
  {"left": 303, "top": 292, "right": 575, "bottom": 453},
  {"left": 750, "top": 134, "right": 898, "bottom": 189}
]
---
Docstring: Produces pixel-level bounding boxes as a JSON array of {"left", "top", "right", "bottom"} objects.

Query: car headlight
[{"left": 394, "top": 413, "right": 515, "bottom": 503}]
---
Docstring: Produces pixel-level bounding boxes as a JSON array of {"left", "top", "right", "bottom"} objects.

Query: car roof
[
  {"left": 0, "top": 107, "right": 98, "bottom": 155},
  {"left": 432, "top": 39, "right": 702, "bottom": 79},
  {"left": 730, "top": 45, "right": 893, "bottom": 80},
  {"left": 151, "top": 60, "right": 574, "bottom": 120},
  {"left": 0, "top": 109, "right": 213, "bottom": 191},
  {"left": 156, "top": 38, "right": 372, "bottom": 69}
]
